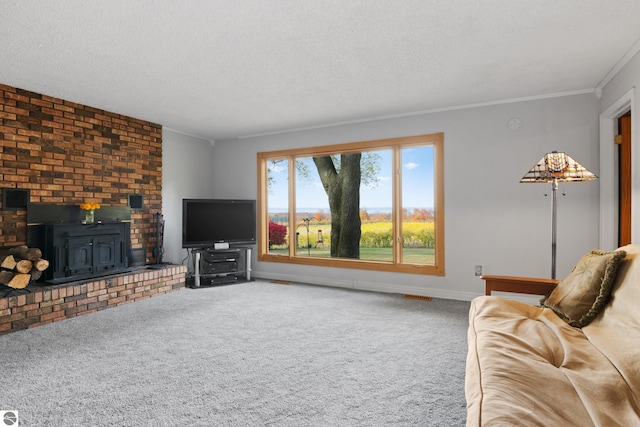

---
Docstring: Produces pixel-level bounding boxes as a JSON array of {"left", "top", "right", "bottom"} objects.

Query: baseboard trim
[{"left": 252, "top": 271, "right": 479, "bottom": 302}]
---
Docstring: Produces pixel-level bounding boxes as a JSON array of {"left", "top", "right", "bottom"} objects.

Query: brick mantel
[{"left": 0, "top": 84, "right": 162, "bottom": 262}]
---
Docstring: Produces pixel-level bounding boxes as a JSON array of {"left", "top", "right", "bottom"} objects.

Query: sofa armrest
[{"left": 481, "top": 275, "right": 559, "bottom": 296}]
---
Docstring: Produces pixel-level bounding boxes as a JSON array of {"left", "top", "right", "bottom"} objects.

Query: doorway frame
[{"left": 599, "top": 87, "right": 636, "bottom": 249}]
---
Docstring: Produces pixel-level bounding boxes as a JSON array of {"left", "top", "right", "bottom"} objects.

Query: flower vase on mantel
[
  {"left": 80, "top": 202, "right": 100, "bottom": 224},
  {"left": 85, "top": 209, "right": 95, "bottom": 224}
]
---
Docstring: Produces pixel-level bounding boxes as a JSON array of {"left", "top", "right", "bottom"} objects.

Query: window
[{"left": 257, "top": 133, "right": 444, "bottom": 275}]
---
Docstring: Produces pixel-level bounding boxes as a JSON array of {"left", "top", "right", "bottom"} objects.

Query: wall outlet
[{"left": 474, "top": 265, "right": 483, "bottom": 276}]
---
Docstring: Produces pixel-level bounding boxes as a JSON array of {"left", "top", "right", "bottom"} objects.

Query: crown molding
[
  {"left": 237, "top": 89, "right": 596, "bottom": 139},
  {"left": 596, "top": 35, "right": 640, "bottom": 93},
  {"left": 163, "top": 126, "right": 214, "bottom": 146}
]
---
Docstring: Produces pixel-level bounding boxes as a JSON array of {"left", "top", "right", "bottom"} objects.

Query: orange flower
[{"left": 80, "top": 202, "right": 101, "bottom": 210}]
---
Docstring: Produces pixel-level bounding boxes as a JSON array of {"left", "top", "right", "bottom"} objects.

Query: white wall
[
  {"left": 207, "top": 93, "right": 600, "bottom": 301},
  {"left": 162, "top": 129, "right": 217, "bottom": 268}
]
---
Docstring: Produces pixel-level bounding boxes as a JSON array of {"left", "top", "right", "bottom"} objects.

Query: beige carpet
[{"left": 0, "top": 281, "right": 470, "bottom": 426}]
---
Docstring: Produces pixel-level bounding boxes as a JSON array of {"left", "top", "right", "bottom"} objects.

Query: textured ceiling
[{"left": 2, "top": 1, "right": 640, "bottom": 141}]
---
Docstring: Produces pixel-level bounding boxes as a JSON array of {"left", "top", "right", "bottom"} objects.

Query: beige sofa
[{"left": 465, "top": 244, "right": 640, "bottom": 426}]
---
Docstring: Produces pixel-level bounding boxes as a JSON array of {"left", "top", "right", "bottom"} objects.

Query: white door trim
[{"left": 599, "top": 88, "right": 635, "bottom": 249}]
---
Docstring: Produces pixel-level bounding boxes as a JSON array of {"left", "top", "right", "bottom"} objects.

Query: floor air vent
[
  {"left": 271, "top": 280, "right": 294, "bottom": 285},
  {"left": 402, "top": 294, "right": 433, "bottom": 301}
]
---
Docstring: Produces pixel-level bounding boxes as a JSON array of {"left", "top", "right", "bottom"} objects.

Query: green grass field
[
  {"left": 268, "top": 246, "right": 435, "bottom": 264},
  {"left": 269, "top": 221, "right": 435, "bottom": 263}
]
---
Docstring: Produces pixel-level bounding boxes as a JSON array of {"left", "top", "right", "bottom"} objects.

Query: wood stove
[
  {"left": 27, "top": 205, "right": 132, "bottom": 284},
  {"left": 28, "top": 222, "right": 130, "bottom": 284}
]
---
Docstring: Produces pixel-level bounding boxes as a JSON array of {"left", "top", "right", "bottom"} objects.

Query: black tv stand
[{"left": 191, "top": 247, "right": 252, "bottom": 288}]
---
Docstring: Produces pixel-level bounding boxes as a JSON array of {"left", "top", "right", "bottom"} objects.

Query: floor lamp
[{"left": 520, "top": 151, "right": 597, "bottom": 279}]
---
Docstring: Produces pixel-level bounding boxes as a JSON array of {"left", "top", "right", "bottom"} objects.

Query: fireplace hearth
[{"left": 0, "top": 265, "right": 187, "bottom": 334}]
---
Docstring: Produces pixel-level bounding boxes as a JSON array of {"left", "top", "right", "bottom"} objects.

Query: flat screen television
[{"left": 182, "top": 199, "right": 256, "bottom": 248}]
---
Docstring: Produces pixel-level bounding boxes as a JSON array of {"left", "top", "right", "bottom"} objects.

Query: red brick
[
  {"left": 88, "top": 301, "right": 107, "bottom": 311},
  {"left": 87, "top": 289, "right": 107, "bottom": 298},
  {"left": 127, "top": 292, "right": 144, "bottom": 300},
  {"left": 76, "top": 296, "right": 97, "bottom": 306},
  {"left": 65, "top": 305, "right": 87, "bottom": 316},
  {"left": 1, "top": 312, "right": 26, "bottom": 323},
  {"left": 13, "top": 316, "right": 41, "bottom": 329},
  {"left": 0, "top": 112, "right": 17, "bottom": 120},
  {"left": 40, "top": 310, "right": 65, "bottom": 322},
  {"left": 12, "top": 303, "right": 39, "bottom": 313},
  {"left": 31, "top": 98, "right": 53, "bottom": 108},
  {"left": 53, "top": 103, "right": 75, "bottom": 113},
  {"left": 26, "top": 306, "right": 53, "bottom": 317},
  {"left": 108, "top": 296, "right": 126, "bottom": 305},
  {"left": 109, "top": 285, "right": 126, "bottom": 293},
  {"left": 8, "top": 294, "right": 27, "bottom": 308},
  {"left": 40, "top": 298, "right": 64, "bottom": 308}
]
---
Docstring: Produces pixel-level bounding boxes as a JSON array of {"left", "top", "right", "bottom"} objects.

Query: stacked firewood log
[{"left": 0, "top": 245, "right": 50, "bottom": 289}]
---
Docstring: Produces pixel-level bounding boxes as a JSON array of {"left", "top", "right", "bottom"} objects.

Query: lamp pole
[
  {"left": 551, "top": 178, "right": 558, "bottom": 279},
  {"left": 521, "top": 151, "right": 597, "bottom": 280}
]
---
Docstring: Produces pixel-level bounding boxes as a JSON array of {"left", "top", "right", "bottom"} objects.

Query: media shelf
[{"left": 191, "top": 247, "right": 252, "bottom": 288}]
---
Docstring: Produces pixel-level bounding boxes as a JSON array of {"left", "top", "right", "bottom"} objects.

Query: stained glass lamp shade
[{"left": 520, "top": 151, "right": 597, "bottom": 278}]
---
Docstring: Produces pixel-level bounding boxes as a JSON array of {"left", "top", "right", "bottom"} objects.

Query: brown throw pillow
[{"left": 541, "top": 249, "right": 626, "bottom": 327}]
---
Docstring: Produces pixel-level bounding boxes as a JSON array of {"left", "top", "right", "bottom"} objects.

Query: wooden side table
[{"left": 482, "top": 275, "right": 559, "bottom": 296}]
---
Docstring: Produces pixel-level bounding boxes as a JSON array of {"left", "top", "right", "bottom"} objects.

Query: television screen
[{"left": 182, "top": 199, "right": 256, "bottom": 248}]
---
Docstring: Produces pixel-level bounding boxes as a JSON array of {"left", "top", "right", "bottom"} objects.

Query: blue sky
[{"left": 268, "top": 146, "right": 434, "bottom": 211}]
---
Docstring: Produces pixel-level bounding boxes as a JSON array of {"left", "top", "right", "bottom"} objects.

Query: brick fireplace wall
[{"left": 0, "top": 84, "right": 162, "bottom": 262}]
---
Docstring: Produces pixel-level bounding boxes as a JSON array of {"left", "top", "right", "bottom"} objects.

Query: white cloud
[
  {"left": 268, "top": 163, "right": 286, "bottom": 173},
  {"left": 403, "top": 162, "right": 419, "bottom": 170}
]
